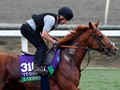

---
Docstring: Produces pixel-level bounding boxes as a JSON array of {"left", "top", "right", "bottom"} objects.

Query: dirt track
[
  {"left": 0, "top": 0, "right": 120, "bottom": 24},
  {"left": 0, "top": 0, "right": 120, "bottom": 67}
]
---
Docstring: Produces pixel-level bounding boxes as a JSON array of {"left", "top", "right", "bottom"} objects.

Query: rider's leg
[
  {"left": 20, "top": 23, "right": 48, "bottom": 73},
  {"left": 33, "top": 45, "right": 48, "bottom": 73},
  {"left": 34, "top": 47, "right": 46, "bottom": 65}
]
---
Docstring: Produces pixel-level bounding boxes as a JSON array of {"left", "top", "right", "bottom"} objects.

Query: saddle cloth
[{"left": 19, "top": 49, "right": 60, "bottom": 82}]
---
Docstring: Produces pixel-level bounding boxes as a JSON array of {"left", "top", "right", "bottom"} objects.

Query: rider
[{"left": 20, "top": 6, "right": 74, "bottom": 73}]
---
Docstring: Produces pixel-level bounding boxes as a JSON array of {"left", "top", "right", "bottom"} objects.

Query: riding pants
[{"left": 20, "top": 23, "right": 48, "bottom": 65}]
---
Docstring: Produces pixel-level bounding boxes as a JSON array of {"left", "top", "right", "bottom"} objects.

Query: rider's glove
[
  {"left": 53, "top": 41, "right": 59, "bottom": 50},
  {"left": 52, "top": 37, "right": 59, "bottom": 41}
]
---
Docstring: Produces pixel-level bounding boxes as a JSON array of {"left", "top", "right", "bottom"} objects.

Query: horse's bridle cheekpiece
[{"left": 91, "top": 32, "right": 115, "bottom": 57}]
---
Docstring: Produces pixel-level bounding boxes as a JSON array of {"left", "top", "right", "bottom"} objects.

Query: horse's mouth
[
  {"left": 100, "top": 47, "right": 118, "bottom": 57},
  {"left": 106, "top": 47, "right": 118, "bottom": 57}
]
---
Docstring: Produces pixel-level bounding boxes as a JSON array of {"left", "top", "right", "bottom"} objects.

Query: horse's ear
[
  {"left": 89, "top": 22, "right": 93, "bottom": 30},
  {"left": 89, "top": 22, "right": 97, "bottom": 30},
  {"left": 94, "top": 20, "right": 99, "bottom": 27}
]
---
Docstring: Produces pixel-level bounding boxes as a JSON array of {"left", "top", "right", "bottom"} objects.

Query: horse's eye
[{"left": 98, "top": 36, "right": 103, "bottom": 39}]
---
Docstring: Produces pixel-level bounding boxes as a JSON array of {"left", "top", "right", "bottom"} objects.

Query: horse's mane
[{"left": 58, "top": 25, "right": 89, "bottom": 45}]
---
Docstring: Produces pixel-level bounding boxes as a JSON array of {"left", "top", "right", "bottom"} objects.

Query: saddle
[
  {"left": 21, "top": 48, "right": 58, "bottom": 64},
  {"left": 21, "top": 50, "right": 34, "bottom": 56}
]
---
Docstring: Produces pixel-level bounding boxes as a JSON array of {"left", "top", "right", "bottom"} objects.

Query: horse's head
[
  {"left": 59, "top": 21, "right": 118, "bottom": 57},
  {"left": 86, "top": 21, "right": 118, "bottom": 57}
]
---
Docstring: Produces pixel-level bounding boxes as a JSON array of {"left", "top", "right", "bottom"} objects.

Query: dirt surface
[
  {"left": 0, "top": 0, "right": 120, "bottom": 68},
  {"left": 0, "top": 0, "right": 120, "bottom": 24}
]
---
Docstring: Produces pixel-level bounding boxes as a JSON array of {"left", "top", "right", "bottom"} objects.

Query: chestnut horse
[{"left": 0, "top": 22, "right": 118, "bottom": 90}]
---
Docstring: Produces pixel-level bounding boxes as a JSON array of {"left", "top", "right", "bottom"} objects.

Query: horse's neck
[
  {"left": 72, "top": 31, "right": 91, "bottom": 67},
  {"left": 60, "top": 30, "right": 90, "bottom": 68}
]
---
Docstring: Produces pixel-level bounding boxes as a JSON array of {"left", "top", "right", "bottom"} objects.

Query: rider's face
[{"left": 58, "top": 16, "right": 68, "bottom": 24}]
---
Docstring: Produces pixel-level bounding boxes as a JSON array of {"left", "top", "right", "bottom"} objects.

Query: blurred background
[
  {"left": 0, "top": 0, "right": 120, "bottom": 24},
  {"left": 0, "top": 0, "right": 120, "bottom": 68}
]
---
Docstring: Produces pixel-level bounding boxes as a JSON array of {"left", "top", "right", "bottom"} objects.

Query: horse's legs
[
  {"left": 49, "top": 77, "right": 61, "bottom": 90},
  {"left": 56, "top": 72, "right": 80, "bottom": 90},
  {"left": 4, "top": 81, "right": 26, "bottom": 90},
  {"left": 0, "top": 82, "right": 5, "bottom": 90},
  {"left": 51, "top": 76, "right": 80, "bottom": 90},
  {"left": 0, "top": 75, "right": 5, "bottom": 90}
]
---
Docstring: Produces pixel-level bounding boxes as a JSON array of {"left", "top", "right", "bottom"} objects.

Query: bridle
[
  {"left": 60, "top": 30, "right": 114, "bottom": 54},
  {"left": 91, "top": 32, "right": 115, "bottom": 56},
  {"left": 59, "top": 30, "right": 115, "bottom": 71}
]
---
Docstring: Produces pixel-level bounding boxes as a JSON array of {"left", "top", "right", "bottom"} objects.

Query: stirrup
[
  {"left": 33, "top": 65, "right": 49, "bottom": 76},
  {"left": 38, "top": 70, "right": 49, "bottom": 76}
]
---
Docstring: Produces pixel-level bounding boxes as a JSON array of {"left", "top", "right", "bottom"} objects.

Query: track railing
[{"left": 0, "top": 23, "right": 120, "bottom": 51}]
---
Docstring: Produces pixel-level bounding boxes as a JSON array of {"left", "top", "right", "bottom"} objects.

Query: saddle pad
[
  {"left": 19, "top": 49, "right": 60, "bottom": 82},
  {"left": 19, "top": 55, "right": 40, "bottom": 82}
]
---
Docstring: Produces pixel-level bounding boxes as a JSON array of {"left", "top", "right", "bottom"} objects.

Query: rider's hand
[
  {"left": 69, "top": 29, "right": 76, "bottom": 34},
  {"left": 52, "top": 36, "right": 59, "bottom": 41},
  {"left": 53, "top": 41, "right": 59, "bottom": 50}
]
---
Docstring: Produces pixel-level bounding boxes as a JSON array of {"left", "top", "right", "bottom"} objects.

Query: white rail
[
  {"left": 0, "top": 24, "right": 120, "bottom": 52},
  {"left": 0, "top": 30, "right": 120, "bottom": 52}
]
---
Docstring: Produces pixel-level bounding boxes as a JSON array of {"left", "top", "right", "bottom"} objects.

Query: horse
[{"left": 0, "top": 21, "right": 118, "bottom": 90}]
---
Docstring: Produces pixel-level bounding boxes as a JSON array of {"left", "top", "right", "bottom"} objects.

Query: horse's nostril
[{"left": 114, "top": 48, "right": 118, "bottom": 52}]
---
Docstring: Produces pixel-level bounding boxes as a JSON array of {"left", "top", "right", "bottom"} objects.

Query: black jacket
[{"left": 32, "top": 13, "right": 58, "bottom": 33}]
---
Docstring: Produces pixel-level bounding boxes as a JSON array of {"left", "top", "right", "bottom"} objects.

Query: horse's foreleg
[
  {"left": 49, "top": 77, "right": 61, "bottom": 90},
  {"left": 0, "top": 75, "right": 5, "bottom": 90},
  {"left": 56, "top": 72, "right": 80, "bottom": 90},
  {"left": 0, "top": 82, "right": 5, "bottom": 90}
]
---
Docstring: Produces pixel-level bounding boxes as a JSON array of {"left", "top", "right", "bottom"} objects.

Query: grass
[{"left": 79, "top": 68, "right": 120, "bottom": 90}]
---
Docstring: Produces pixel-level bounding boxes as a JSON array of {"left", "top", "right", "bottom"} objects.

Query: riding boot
[{"left": 33, "top": 64, "right": 48, "bottom": 76}]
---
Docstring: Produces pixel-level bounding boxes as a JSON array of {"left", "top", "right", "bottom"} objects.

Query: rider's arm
[
  {"left": 41, "top": 15, "right": 57, "bottom": 44},
  {"left": 41, "top": 31, "right": 57, "bottom": 44}
]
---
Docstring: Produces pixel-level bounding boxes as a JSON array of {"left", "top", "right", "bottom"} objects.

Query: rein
[
  {"left": 58, "top": 31, "right": 114, "bottom": 71},
  {"left": 58, "top": 31, "right": 95, "bottom": 71},
  {"left": 59, "top": 45, "right": 91, "bottom": 71},
  {"left": 47, "top": 28, "right": 114, "bottom": 72},
  {"left": 59, "top": 45, "right": 90, "bottom": 49}
]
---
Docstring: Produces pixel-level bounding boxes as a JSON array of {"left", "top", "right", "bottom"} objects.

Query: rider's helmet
[{"left": 58, "top": 6, "right": 73, "bottom": 21}]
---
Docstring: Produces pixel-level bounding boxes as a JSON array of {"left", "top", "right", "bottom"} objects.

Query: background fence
[{"left": 0, "top": 23, "right": 120, "bottom": 52}]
